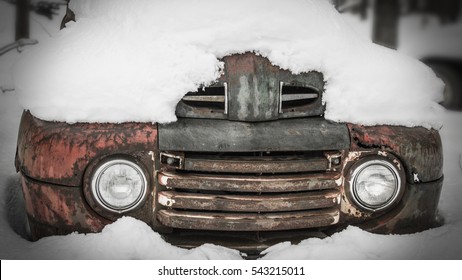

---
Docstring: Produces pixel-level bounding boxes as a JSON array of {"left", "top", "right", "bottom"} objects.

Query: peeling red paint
[
  {"left": 21, "top": 175, "right": 109, "bottom": 239},
  {"left": 17, "top": 111, "right": 158, "bottom": 187}
]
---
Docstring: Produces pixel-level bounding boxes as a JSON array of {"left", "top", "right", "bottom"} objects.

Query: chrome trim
[{"left": 224, "top": 82, "right": 229, "bottom": 115}]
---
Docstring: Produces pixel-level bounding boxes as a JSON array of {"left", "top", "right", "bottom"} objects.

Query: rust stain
[
  {"left": 347, "top": 124, "right": 443, "bottom": 183},
  {"left": 21, "top": 175, "right": 109, "bottom": 238},
  {"left": 17, "top": 111, "right": 158, "bottom": 186}
]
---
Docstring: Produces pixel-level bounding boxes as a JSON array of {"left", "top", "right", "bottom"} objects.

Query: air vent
[
  {"left": 182, "top": 82, "right": 228, "bottom": 114},
  {"left": 279, "top": 82, "right": 320, "bottom": 113}
]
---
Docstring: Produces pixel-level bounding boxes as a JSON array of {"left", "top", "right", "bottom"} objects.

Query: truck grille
[
  {"left": 278, "top": 82, "right": 324, "bottom": 116},
  {"left": 181, "top": 83, "right": 227, "bottom": 113},
  {"left": 174, "top": 53, "right": 325, "bottom": 121},
  {"left": 156, "top": 151, "right": 342, "bottom": 232}
]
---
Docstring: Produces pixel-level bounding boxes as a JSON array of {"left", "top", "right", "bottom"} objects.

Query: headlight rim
[
  {"left": 346, "top": 154, "right": 406, "bottom": 213},
  {"left": 84, "top": 155, "right": 150, "bottom": 220}
]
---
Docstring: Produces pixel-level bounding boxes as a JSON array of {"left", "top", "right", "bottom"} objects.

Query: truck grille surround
[
  {"left": 156, "top": 151, "right": 342, "bottom": 232},
  {"left": 157, "top": 53, "right": 345, "bottom": 233}
]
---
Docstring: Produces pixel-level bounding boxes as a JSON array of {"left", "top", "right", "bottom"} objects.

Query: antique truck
[{"left": 14, "top": 51, "right": 443, "bottom": 253}]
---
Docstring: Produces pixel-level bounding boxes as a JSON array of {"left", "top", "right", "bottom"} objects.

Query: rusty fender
[
  {"left": 347, "top": 124, "right": 443, "bottom": 183},
  {"left": 341, "top": 124, "right": 444, "bottom": 233},
  {"left": 16, "top": 110, "right": 158, "bottom": 186},
  {"left": 16, "top": 111, "right": 158, "bottom": 239}
]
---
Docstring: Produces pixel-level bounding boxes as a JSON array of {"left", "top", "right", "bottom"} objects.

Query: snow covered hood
[{"left": 14, "top": 0, "right": 444, "bottom": 127}]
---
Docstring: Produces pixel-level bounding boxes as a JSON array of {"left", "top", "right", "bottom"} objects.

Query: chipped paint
[
  {"left": 413, "top": 172, "right": 421, "bottom": 183},
  {"left": 148, "top": 151, "right": 156, "bottom": 162},
  {"left": 393, "top": 158, "right": 402, "bottom": 170},
  {"left": 158, "top": 193, "right": 175, "bottom": 207},
  {"left": 346, "top": 151, "right": 362, "bottom": 162}
]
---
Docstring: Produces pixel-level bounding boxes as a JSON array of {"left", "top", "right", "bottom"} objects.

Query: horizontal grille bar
[
  {"left": 157, "top": 208, "right": 340, "bottom": 231},
  {"left": 182, "top": 95, "right": 225, "bottom": 103},
  {"left": 158, "top": 172, "right": 341, "bottom": 193},
  {"left": 281, "top": 93, "right": 318, "bottom": 102},
  {"left": 158, "top": 190, "right": 340, "bottom": 212},
  {"left": 183, "top": 156, "right": 328, "bottom": 173}
]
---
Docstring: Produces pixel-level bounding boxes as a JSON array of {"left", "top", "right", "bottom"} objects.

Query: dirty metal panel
[
  {"left": 221, "top": 53, "right": 325, "bottom": 122},
  {"left": 158, "top": 172, "right": 340, "bottom": 192},
  {"left": 159, "top": 117, "right": 350, "bottom": 152},
  {"left": 223, "top": 53, "right": 280, "bottom": 122},
  {"left": 183, "top": 156, "right": 328, "bottom": 173},
  {"left": 157, "top": 208, "right": 339, "bottom": 231},
  {"left": 348, "top": 124, "right": 443, "bottom": 182},
  {"left": 158, "top": 190, "right": 340, "bottom": 212}
]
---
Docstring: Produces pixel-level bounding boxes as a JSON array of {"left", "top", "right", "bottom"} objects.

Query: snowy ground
[{"left": 1, "top": 1, "right": 462, "bottom": 260}]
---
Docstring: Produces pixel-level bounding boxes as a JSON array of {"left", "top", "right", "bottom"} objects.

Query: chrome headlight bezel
[
  {"left": 347, "top": 155, "right": 405, "bottom": 212},
  {"left": 85, "top": 156, "right": 149, "bottom": 218}
]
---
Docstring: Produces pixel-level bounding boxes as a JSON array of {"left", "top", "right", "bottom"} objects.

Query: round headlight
[
  {"left": 349, "top": 159, "right": 403, "bottom": 211},
  {"left": 91, "top": 159, "right": 147, "bottom": 213}
]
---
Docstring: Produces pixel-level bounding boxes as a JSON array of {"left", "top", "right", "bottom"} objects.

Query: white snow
[
  {"left": 2, "top": 0, "right": 462, "bottom": 260},
  {"left": 14, "top": 0, "right": 444, "bottom": 127}
]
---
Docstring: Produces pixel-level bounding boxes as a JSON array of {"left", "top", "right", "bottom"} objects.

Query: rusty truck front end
[{"left": 15, "top": 53, "right": 443, "bottom": 252}]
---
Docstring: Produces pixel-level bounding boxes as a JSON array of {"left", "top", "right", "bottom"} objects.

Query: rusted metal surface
[
  {"left": 157, "top": 208, "right": 339, "bottom": 231},
  {"left": 360, "top": 177, "right": 443, "bottom": 234},
  {"left": 223, "top": 53, "right": 324, "bottom": 121},
  {"left": 21, "top": 175, "right": 109, "bottom": 239},
  {"left": 183, "top": 156, "right": 328, "bottom": 173},
  {"left": 348, "top": 124, "right": 443, "bottom": 183},
  {"left": 337, "top": 150, "right": 406, "bottom": 221},
  {"left": 17, "top": 111, "right": 158, "bottom": 187},
  {"left": 158, "top": 190, "right": 340, "bottom": 212},
  {"left": 158, "top": 171, "right": 341, "bottom": 192},
  {"left": 159, "top": 117, "right": 350, "bottom": 152}
]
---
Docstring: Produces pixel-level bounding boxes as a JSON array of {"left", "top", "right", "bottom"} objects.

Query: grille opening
[
  {"left": 159, "top": 150, "right": 340, "bottom": 175},
  {"left": 182, "top": 85, "right": 226, "bottom": 111},
  {"left": 279, "top": 83, "right": 320, "bottom": 112},
  {"left": 173, "top": 169, "right": 328, "bottom": 177},
  {"left": 183, "top": 150, "right": 327, "bottom": 159},
  {"left": 171, "top": 187, "right": 331, "bottom": 197}
]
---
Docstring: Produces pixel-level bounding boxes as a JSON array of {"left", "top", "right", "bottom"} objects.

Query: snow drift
[{"left": 15, "top": 0, "right": 444, "bottom": 127}]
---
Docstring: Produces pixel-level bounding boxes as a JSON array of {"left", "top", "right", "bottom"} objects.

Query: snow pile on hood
[{"left": 14, "top": 0, "right": 444, "bottom": 127}]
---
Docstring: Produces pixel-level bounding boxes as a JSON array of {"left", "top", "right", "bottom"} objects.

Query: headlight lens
[
  {"left": 350, "top": 159, "right": 402, "bottom": 211},
  {"left": 91, "top": 159, "right": 147, "bottom": 213}
]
